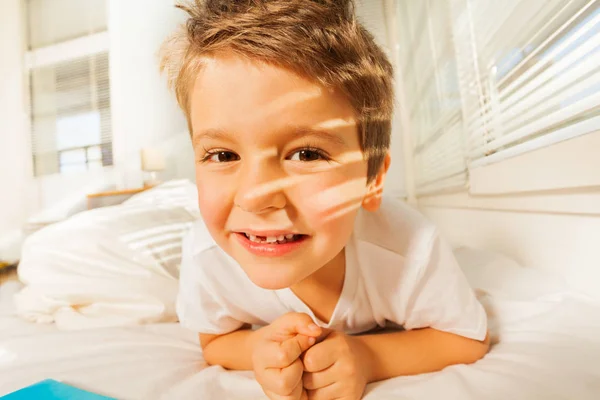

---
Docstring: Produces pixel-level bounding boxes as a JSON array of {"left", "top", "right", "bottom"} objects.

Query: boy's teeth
[{"left": 244, "top": 233, "right": 302, "bottom": 244}]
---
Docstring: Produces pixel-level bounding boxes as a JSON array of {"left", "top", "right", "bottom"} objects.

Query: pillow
[
  {"left": 124, "top": 179, "right": 200, "bottom": 218},
  {"left": 15, "top": 202, "right": 197, "bottom": 330},
  {"left": 454, "top": 247, "right": 569, "bottom": 301}
]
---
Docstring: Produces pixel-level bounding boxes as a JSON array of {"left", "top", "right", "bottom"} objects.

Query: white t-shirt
[{"left": 177, "top": 196, "right": 487, "bottom": 341}]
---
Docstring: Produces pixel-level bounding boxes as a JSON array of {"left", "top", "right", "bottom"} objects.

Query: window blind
[
  {"left": 394, "top": 0, "right": 599, "bottom": 195},
  {"left": 26, "top": 0, "right": 112, "bottom": 177},
  {"left": 30, "top": 52, "right": 112, "bottom": 176},
  {"left": 396, "top": 0, "right": 467, "bottom": 194},
  {"left": 455, "top": 0, "right": 600, "bottom": 167}
]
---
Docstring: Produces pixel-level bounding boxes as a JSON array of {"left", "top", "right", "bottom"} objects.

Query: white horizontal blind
[
  {"left": 30, "top": 52, "right": 112, "bottom": 176},
  {"left": 396, "top": 0, "right": 467, "bottom": 195},
  {"left": 26, "top": 0, "right": 112, "bottom": 177},
  {"left": 456, "top": 0, "right": 600, "bottom": 167}
]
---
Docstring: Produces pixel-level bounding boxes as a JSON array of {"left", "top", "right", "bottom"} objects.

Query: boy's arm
[
  {"left": 200, "top": 324, "right": 258, "bottom": 370},
  {"left": 355, "top": 327, "right": 490, "bottom": 382}
]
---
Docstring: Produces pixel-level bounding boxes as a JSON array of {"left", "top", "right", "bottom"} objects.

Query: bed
[{"left": 1, "top": 182, "right": 599, "bottom": 399}]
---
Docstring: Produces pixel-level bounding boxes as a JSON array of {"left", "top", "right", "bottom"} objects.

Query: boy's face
[{"left": 189, "top": 53, "right": 386, "bottom": 290}]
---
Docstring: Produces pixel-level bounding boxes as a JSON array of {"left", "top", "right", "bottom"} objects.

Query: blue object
[{"left": 0, "top": 379, "right": 116, "bottom": 400}]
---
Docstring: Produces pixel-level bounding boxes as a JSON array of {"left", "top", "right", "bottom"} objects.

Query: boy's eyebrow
[
  {"left": 287, "top": 126, "right": 350, "bottom": 148},
  {"left": 192, "top": 129, "right": 233, "bottom": 147}
]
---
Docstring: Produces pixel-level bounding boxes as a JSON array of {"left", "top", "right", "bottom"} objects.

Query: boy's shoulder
[{"left": 353, "top": 195, "right": 438, "bottom": 259}]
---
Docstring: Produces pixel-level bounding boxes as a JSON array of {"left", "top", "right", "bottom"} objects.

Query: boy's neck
[{"left": 290, "top": 248, "right": 346, "bottom": 324}]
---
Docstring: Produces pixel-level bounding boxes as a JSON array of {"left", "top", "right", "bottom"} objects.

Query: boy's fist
[
  {"left": 252, "top": 312, "right": 322, "bottom": 400},
  {"left": 302, "top": 331, "right": 370, "bottom": 400}
]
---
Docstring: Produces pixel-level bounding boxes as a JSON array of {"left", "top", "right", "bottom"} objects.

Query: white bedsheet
[{"left": 1, "top": 277, "right": 599, "bottom": 400}]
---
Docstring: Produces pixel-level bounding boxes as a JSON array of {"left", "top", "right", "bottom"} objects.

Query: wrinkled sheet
[{"left": 1, "top": 278, "right": 599, "bottom": 400}]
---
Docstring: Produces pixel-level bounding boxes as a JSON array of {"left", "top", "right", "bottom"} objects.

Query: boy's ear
[{"left": 362, "top": 153, "right": 391, "bottom": 212}]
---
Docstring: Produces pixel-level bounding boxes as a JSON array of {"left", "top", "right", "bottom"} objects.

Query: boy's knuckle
[
  {"left": 340, "top": 361, "right": 357, "bottom": 377},
  {"left": 283, "top": 373, "right": 298, "bottom": 391},
  {"left": 303, "top": 355, "right": 316, "bottom": 371},
  {"left": 275, "top": 348, "right": 289, "bottom": 365},
  {"left": 274, "top": 375, "right": 293, "bottom": 395}
]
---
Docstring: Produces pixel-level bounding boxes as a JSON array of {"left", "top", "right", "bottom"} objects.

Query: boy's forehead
[{"left": 189, "top": 53, "right": 357, "bottom": 131}]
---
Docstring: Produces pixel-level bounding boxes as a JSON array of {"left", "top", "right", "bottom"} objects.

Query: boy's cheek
[
  {"left": 297, "top": 166, "right": 368, "bottom": 221},
  {"left": 195, "top": 175, "right": 233, "bottom": 226}
]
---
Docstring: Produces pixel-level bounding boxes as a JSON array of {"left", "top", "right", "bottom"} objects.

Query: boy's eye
[
  {"left": 207, "top": 151, "right": 240, "bottom": 163},
  {"left": 289, "top": 149, "right": 327, "bottom": 162}
]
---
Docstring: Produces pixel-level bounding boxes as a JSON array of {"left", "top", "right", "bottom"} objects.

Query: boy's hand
[
  {"left": 252, "top": 313, "right": 322, "bottom": 400},
  {"left": 302, "top": 331, "right": 371, "bottom": 400}
]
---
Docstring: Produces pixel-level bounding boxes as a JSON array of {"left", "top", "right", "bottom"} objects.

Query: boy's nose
[{"left": 234, "top": 163, "right": 287, "bottom": 214}]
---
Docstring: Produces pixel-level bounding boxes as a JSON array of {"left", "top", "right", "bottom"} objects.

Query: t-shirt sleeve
[
  {"left": 176, "top": 227, "right": 245, "bottom": 335},
  {"left": 402, "top": 231, "right": 488, "bottom": 341}
]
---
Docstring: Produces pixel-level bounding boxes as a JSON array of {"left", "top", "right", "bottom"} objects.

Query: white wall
[
  {"left": 0, "top": 0, "right": 36, "bottom": 250},
  {"left": 0, "top": 0, "right": 192, "bottom": 258},
  {"left": 420, "top": 205, "right": 600, "bottom": 302},
  {"left": 27, "top": 0, "right": 108, "bottom": 49},
  {"left": 36, "top": 0, "right": 192, "bottom": 205},
  {"left": 417, "top": 133, "right": 600, "bottom": 301},
  {"left": 108, "top": 0, "right": 190, "bottom": 189}
]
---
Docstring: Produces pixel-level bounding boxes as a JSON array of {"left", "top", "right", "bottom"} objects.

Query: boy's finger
[
  {"left": 263, "top": 374, "right": 304, "bottom": 400},
  {"left": 265, "top": 334, "right": 317, "bottom": 369},
  {"left": 302, "top": 342, "right": 337, "bottom": 373},
  {"left": 269, "top": 313, "right": 322, "bottom": 342},
  {"left": 262, "top": 358, "right": 304, "bottom": 395},
  {"left": 285, "top": 333, "right": 318, "bottom": 360}
]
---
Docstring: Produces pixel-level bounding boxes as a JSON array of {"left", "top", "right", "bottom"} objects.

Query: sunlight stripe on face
[
  {"left": 263, "top": 88, "right": 323, "bottom": 119},
  {"left": 322, "top": 197, "right": 364, "bottom": 223},
  {"left": 335, "top": 150, "right": 364, "bottom": 164},
  {"left": 313, "top": 117, "right": 357, "bottom": 131},
  {"left": 309, "top": 177, "right": 368, "bottom": 211}
]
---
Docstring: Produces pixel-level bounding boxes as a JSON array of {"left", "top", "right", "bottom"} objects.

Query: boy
[{"left": 161, "top": 1, "right": 489, "bottom": 399}]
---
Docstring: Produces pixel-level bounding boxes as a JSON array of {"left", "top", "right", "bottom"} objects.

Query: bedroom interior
[{"left": 0, "top": 0, "right": 599, "bottom": 399}]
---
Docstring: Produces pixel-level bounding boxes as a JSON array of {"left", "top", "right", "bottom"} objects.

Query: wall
[
  {"left": 420, "top": 206, "right": 600, "bottom": 301},
  {"left": 35, "top": 0, "right": 192, "bottom": 209},
  {"left": 418, "top": 133, "right": 600, "bottom": 301},
  {"left": 108, "top": 0, "right": 190, "bottom": 189},
  {"left": 0, "top": 0, "right": 36, "bottom": 256},
  {"left": 0, "top": 0, "right": 192, "bottom": 259}
]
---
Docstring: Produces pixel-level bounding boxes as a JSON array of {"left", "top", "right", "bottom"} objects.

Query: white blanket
[
  {"left": 1, "top": 287, "right": 599, "bottom": 399},
  {"left": 13, "top": 180, "right": 200, "bottom": 330},
  {"left": 5, "top": 227, "right": 600, "bottom": 398}
]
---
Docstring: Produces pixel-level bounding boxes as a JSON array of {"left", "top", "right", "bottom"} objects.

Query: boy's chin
[
  {"left": 242, "top": 266, "right": 301, "bottom": 290},
  {"left": 247, "top": 274, "right": 296, "bottom": 290}
]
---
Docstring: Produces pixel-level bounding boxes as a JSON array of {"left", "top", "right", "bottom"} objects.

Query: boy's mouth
[{"left": 240, "top": 232, "right": 306, "bottom": 245}]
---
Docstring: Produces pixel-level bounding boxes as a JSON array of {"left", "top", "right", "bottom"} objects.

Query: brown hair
[{"left": 160, "top": 0, "right": 394, "bottom": 181}]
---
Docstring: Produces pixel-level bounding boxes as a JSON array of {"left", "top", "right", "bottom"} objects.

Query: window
[
  {"left": 396, "top": 0, "right": 600, "bottom": 195},
  {"left": 396, "top": 0, "right": 466, "bottom": 195},
  {"left": 458, "top": 0, "right": 600, "bottom": 168},
  {"left": 25, "top": 0, "right": 112, "bottom": 177}
]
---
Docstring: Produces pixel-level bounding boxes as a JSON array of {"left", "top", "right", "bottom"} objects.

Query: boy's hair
[{"left": 160, "top": 0, "right": 394, "bottom": 181}]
